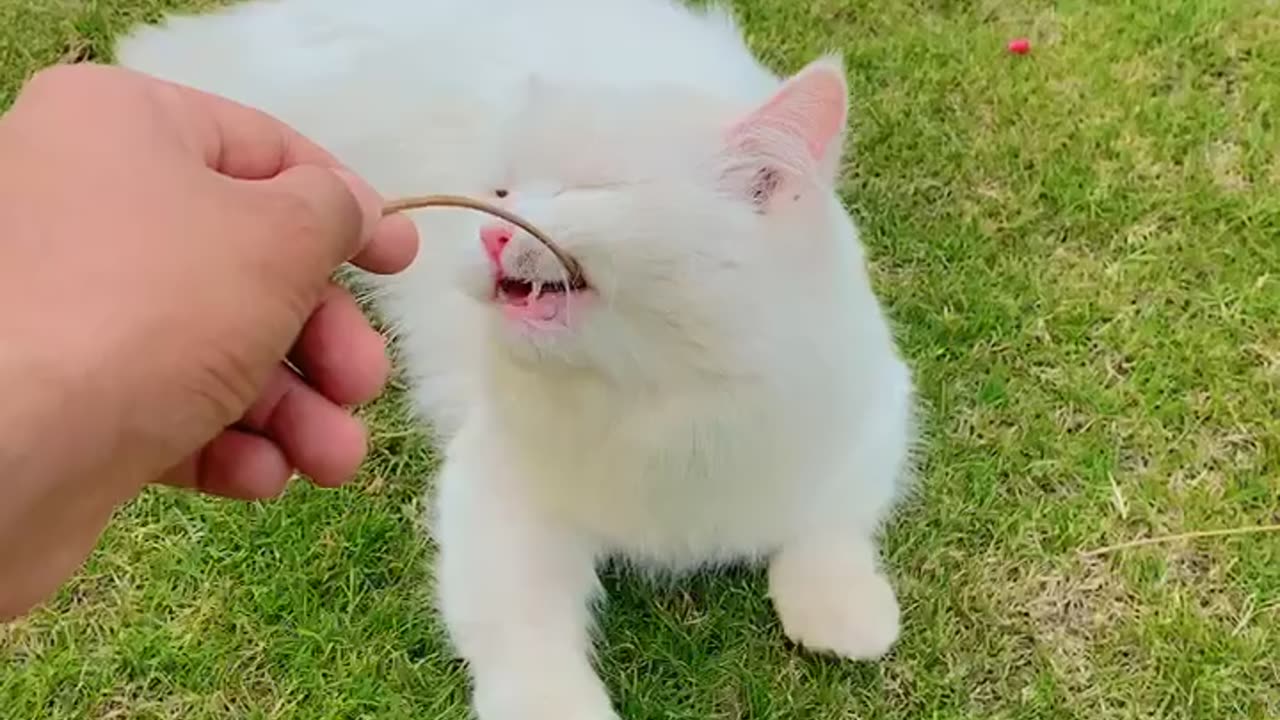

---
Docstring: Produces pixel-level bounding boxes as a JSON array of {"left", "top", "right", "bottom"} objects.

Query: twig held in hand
[{"left": 382, "top": 194, "right": 582, "bottom": 284}]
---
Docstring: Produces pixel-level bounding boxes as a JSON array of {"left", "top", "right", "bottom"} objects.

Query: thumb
[{"left": 247, "top": 164, "right": 381, "bottom": 287}]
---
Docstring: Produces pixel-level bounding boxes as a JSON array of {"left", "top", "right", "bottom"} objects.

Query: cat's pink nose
[{"left": 480, "top": 222, "right": 513, "bottom": 264}]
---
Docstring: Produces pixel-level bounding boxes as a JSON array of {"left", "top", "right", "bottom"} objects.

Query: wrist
[{"left": 0, "top": 350, "right": 127, "bottom": 619}]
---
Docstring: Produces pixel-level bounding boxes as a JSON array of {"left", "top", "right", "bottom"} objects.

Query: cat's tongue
[{"left": 505, "top": 292, "right": 562, "bottom": 322}]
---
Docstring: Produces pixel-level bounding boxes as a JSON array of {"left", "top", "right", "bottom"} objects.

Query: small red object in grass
[{"left": 1008, "top": 38, "right": 1031, "bottom": 55}]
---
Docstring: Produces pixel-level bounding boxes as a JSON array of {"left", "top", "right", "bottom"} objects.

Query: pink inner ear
[{"left": 730, "top": 61, "right": 848, "bottom": 165}]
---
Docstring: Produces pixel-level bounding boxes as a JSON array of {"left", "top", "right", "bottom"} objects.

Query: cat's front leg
[
  {"left": 767, "top": 530, "right": 900, "bottom": 661},
  {"left": 434, "top": 446, "right": 617, "bottom": 720}
]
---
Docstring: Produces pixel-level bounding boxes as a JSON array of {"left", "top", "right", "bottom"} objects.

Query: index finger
[
  {"left": 150, "top": 72, "right": 344, "bottom": 180},
  {"left": 143, "top": 71, "right": 419, "bottom": 272}
]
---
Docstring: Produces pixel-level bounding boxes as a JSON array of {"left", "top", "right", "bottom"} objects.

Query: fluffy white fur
[{"left": 116, "top": 1, "right": 918, "bottom": 717}]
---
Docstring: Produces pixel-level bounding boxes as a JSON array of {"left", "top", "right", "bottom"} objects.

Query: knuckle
[
  {"left": 27, "top": 62, "right": 93, "bottom": 89},
  {"left": 25, "top": 63, "right": 118, "bottom": 99},
  {"left": 22, "top": 64, "right": 146, "bottom": 120},
  {"left": 23, "top": 65, "right": 93, "bottom": 108}
]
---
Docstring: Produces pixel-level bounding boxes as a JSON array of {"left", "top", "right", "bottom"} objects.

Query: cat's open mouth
[
  {"left": 496, "top": 276, "right": 587, "bottom": 303},
  {"left": 492, "top": 270, "right": 590, "bottom": 323}
]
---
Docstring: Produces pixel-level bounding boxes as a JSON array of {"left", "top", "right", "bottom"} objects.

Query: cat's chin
[{"left": 493, "top": 286, "right": 593, "bottom": 330}]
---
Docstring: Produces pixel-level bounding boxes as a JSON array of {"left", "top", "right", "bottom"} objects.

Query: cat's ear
[{"left": 720, "top": 55, "right": 849, "bottom": 210}]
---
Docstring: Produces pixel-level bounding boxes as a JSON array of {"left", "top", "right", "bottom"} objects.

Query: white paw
[
  {"left": 767, "top": 541, "right": 901, "bottom": 660},
  {"left": 472, "top": 662, "right": 619, "bottom": 720}
]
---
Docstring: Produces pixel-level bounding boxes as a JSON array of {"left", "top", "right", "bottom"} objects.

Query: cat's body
[{"left": 117, "top": 1, "right": 917, "bottom": 717}]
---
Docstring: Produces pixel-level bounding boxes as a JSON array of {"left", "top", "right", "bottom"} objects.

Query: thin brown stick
[
  {"left": 382, "top": 194, "right": 582, "bottom": 284},
  {"left": 1080, "top": 523, "right": 1280, "bottom": 558}
]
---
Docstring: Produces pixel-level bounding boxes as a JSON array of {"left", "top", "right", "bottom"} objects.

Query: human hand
[{"left": 0, "top": 63, "right": 419, "bottom": 619}]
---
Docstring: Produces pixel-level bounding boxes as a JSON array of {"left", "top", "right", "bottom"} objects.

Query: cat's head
[{"left": 458, "top": 56, "right": 856, "bottom": 384}]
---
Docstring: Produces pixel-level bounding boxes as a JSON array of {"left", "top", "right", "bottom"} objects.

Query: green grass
[{"left": 3, "top": 0, "right": 1279, "bottom": 718}]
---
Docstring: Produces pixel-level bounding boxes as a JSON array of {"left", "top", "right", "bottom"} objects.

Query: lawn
[{"left": 3, "top": 1, "right": 1279, "bottom": 718}]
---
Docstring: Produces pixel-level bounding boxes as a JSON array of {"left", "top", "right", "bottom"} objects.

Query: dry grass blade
[
  {"left": 1080, "top": 523, "right": 1280, "bottom": 557},
  {"left": 383, "top": 194, "right": 583, "bottom": 285}
]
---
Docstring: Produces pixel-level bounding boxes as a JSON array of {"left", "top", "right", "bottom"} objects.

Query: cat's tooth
[{"left": 532, "top": 280, "right": 543, "bottom": 301}]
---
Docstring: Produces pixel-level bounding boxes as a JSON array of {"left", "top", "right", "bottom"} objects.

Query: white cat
[{"left": 116, "top": 1, "right": 918, "bottom": 717}]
